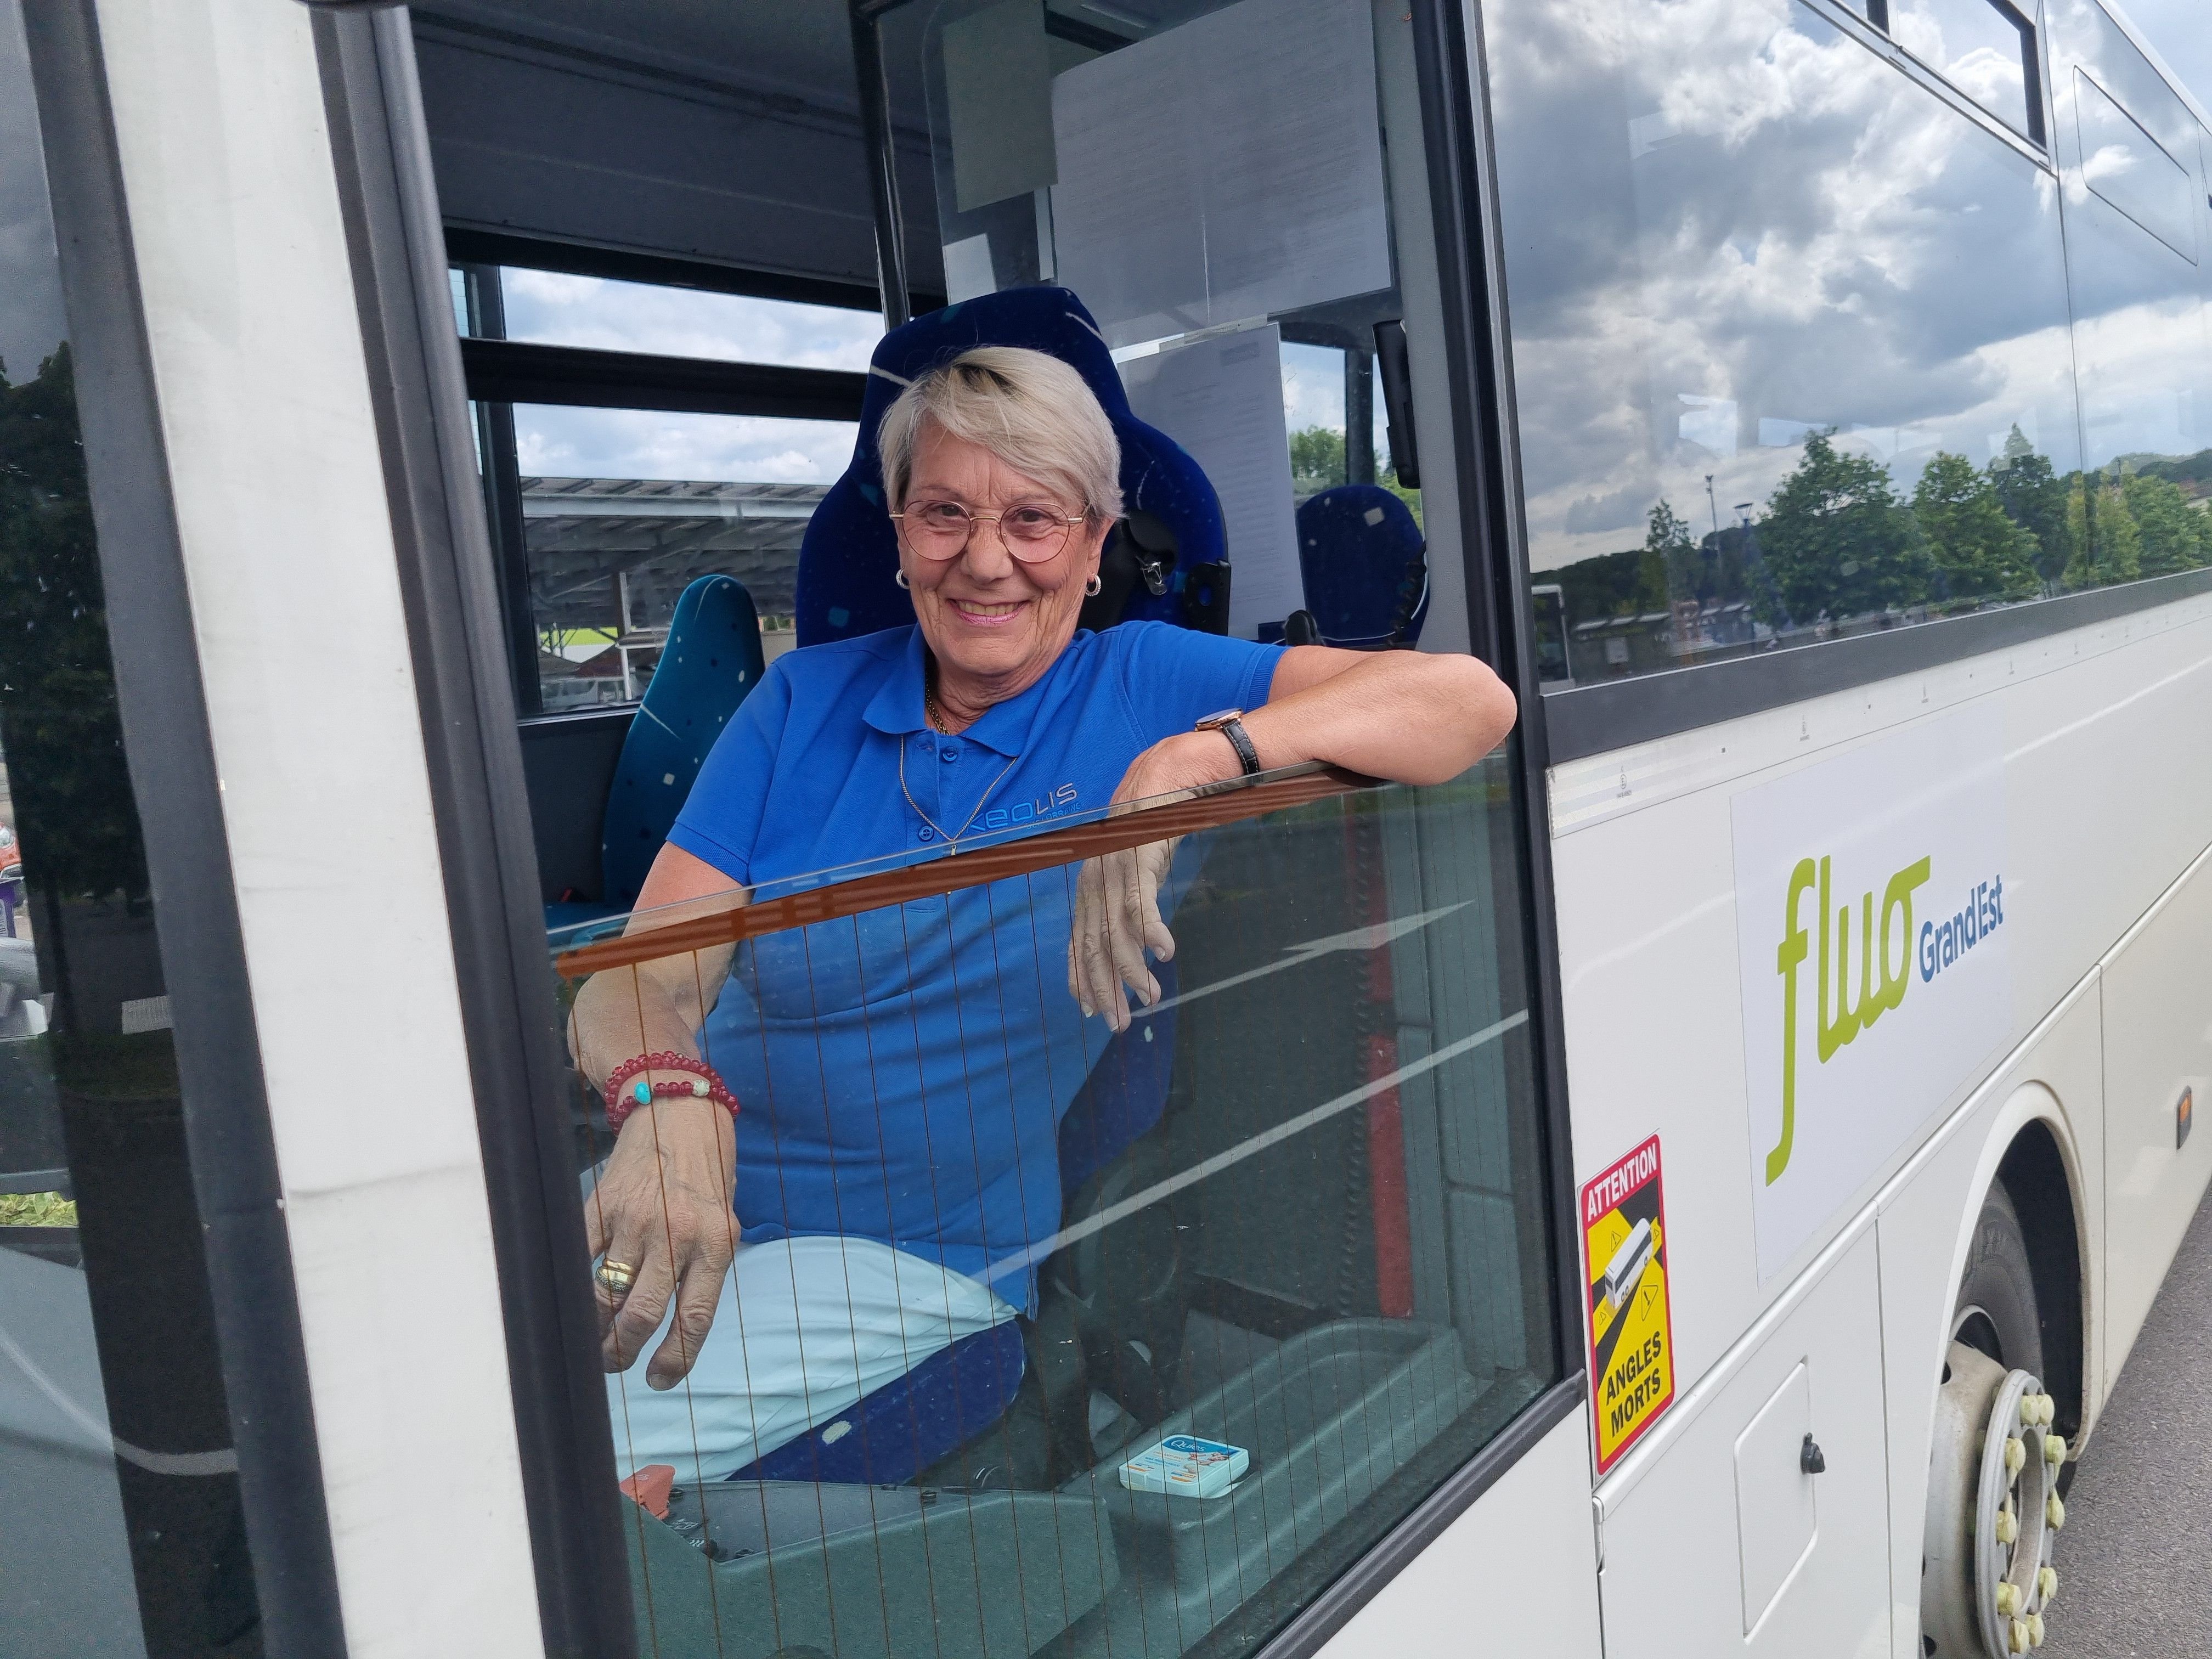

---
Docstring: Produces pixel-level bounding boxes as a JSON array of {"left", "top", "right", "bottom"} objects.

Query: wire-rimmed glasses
[{"left": 890, "top": 498, "right": 1087, "bottom": 564}]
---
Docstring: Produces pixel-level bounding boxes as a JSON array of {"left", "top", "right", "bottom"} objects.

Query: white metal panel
[
  {"left": 87, "top": 2, "right": 543, "bottom": 1654},
  {"left": 1598, "top": 1227, "right": 1889, "bottom": 1658},
  {"left": 1317, "top": 1403, "right": 1602, "bottom": 1658},
  {"left": 2099, "top": 845, "right": 2212, "bottom": 1380},
  {"left": 1549, "top": 592, "right": 2212, "bottom": 1407}
]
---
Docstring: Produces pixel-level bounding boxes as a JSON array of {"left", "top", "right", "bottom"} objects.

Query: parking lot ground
[{"left": 2042, "top": 1187, "right": 2212, "bottom": 1656}]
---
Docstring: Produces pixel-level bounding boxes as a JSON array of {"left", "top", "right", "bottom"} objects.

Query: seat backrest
[
  {"left": 795, "top": 286, "right": 1227, "bottom": 647},
  {"left": 1294, "top": 484, "right": 1430, "bottom": 648},
  {"left": 600, "top": 574, "right": 766, "bottom": 910}
]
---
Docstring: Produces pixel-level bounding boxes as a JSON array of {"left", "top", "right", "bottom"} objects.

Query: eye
[
  {"left": 911, "top": 501, "right": 970, "bottom": 531},
  {"left": 1002, "top": 505, "right": 1064, "bottom": 539}
]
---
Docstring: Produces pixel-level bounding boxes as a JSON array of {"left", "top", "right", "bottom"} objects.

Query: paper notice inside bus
[{"left": 1583, "top": 1134, "right": 1676, "bottom": 1473}]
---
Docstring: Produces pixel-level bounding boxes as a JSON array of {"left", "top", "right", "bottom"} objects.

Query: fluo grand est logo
[
  {"left": 1766, "top": 853, "right": 2006, "bottom": 1184},
  {"left": 1731, "top": 707, "right": 2011, "bottom": 1281}
]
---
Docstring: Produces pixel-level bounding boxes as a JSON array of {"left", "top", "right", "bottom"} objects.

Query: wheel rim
[{"left": 1925, "top": 1341, "right": 2067, "bottom": 1655}]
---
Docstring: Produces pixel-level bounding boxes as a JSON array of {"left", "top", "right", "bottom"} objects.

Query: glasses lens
[
  {"left": 1002, "top": 504, "right": 1075, "bottom": 562},
  {"left": 904, "top": 500, "right": 972, "bottom": 556}
]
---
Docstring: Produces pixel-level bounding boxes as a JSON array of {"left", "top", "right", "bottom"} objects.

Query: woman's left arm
[
  {"left": 1119, "top": 646, "right": 1517, "bottom": 803},
  {"left": 1070, "top": 648, "right": 1517, "bottom": 1026}
]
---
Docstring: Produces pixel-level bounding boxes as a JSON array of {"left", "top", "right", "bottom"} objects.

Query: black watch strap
[{"left": 1210, "top": 716, "right": 1260, "bottom": 777}]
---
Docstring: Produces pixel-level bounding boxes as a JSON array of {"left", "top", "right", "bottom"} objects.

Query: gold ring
[{"left": 596, "top": 1258, "right": 637, "bottom": 1294}]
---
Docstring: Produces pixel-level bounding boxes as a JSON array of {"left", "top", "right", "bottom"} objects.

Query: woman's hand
[
  {"left": 583, "top": 1096, "right": 738, "bottom": 1389},
  {"left": 1068, "top": 730, "right": 1242, "bottom": 1029}
]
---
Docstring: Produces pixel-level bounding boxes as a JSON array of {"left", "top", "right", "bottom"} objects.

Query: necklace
[{"left": 899, "top": 738, "right": 1018, "bottom": 845}]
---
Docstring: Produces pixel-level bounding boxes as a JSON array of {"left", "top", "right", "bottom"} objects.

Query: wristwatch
[{"left": 1194, "top": 708, "right": 1261, "bottom": 777}]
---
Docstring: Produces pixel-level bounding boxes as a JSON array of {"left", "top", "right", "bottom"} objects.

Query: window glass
[
  {"left": 2044, "top": 0, "right": 2212, "bottom": 584},
  {"left": 481, "top": 267, "right": 883, "bottom": 370},
  {"left": 1, "top": 2, "right": 267, "bottom": 1647},
  {"left": 559, "top": 769, "right": 1555, "bottom": 1658},
  {"left": 520, "top": 3, "right": 1559, "bottom": 1653},
  {"left": 1487, "top": 0, "right": 2134, "bottom": 690},
  {"left": 501, "top": 405, "right": 856, "bottom": 710},
  {"left": 1889, "top": 0, "right": 2038, "bottom": 139},
  {"left": 919, "top": 0, "right": 1452, "bottom": 648},
  {"left": 2072, "top": 67, "right": 2196, "bottom": 262}
]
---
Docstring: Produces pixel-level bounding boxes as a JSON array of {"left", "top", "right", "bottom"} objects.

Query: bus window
[
  {"left": 0, "top": 1, "right": 270, "bottom": 1646},
  {"left": 558, "top": 765, "right": 1554, "bottom": 1658},
  {"left": 500, "top": 406, "right": 856, "bottom": 709},
  {"left": 1887, "top": 0, "right": 2043, "bottom": 143},
  {"left": 405, "top": 0, "right": 1567, "bottom": 1650},
  {"left": 1487, "top": 0, "right": 2127, "bottom": 701}
]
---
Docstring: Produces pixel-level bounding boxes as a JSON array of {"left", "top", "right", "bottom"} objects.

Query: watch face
[{"left": 1195, "top": 708, "right": 1244, "bottom": 730}]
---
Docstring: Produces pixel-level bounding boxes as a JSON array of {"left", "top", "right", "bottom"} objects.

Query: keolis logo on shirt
[{"left": 1733, "top": 706, "right": 2011, "bottom": 1283}]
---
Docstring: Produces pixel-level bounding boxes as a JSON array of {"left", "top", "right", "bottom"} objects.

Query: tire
[{"left": 1951, "top": 1182, "right": 2041, "bottom": 1379}]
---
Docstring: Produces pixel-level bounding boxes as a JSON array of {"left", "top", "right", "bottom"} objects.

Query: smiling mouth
[{"left": 949, "top": 598, "right": 1027, "bottom": 625}]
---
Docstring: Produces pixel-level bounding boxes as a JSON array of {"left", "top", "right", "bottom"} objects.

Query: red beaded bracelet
[{"left": 603, "top": 1051, "right": 741, "bottom": 1135}]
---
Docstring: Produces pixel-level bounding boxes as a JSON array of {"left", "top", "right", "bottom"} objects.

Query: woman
[{"left": 571, "top": 346, "right": 1515, "bottom": 1478}]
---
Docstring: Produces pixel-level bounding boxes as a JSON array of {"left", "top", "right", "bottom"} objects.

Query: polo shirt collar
[{"left": 859, "top": 626, "right": 1053, "bottom": 759}]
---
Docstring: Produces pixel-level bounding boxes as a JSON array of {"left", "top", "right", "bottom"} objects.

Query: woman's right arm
[{"left": 571, "top": 842, "right": 747, "bottom": 1389}]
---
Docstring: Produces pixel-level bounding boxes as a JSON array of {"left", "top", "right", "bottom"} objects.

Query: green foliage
[
  {"left": 1912, "top": 451, "right": 2041, "bottom": 603},
  {"left": 0, "top": 1189, "right": 76, "bottom": 1227},
  {"left": 2121, "top": 472, "right": 2210, "bottom": 577},
  {"left": 1289, "top": 425, "right": 1346, "bottom": 486},
  {"left": 1757, "top": 433, "right": 1931, "bottom": 623},
  {"left": 1988, "top": 428, "right": 2072, "bottom": 588},
  {"left": 1289, "top": 424, "right": 1422, "bottom": 525},
  {"left": 0, "top": 345, "right": 148, "bottom": 907},
  {"left": 2065, "top": 481, "right": 2142, "bottom": 589}
]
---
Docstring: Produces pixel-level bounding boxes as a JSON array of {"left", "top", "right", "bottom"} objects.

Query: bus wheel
[{"left": 1923, "top": 1185, "right": 2067, "bottom": 1655}]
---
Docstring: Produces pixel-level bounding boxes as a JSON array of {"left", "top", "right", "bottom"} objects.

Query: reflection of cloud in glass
[
  {"left": 514, "top": 405, "right": 859, "bottom": 484},
  {"left": 501, "top": 270, "right": 883, "bottom": 371},
  {"left": 1485, "top": 0, "right": 2096, "bottom": 572}
]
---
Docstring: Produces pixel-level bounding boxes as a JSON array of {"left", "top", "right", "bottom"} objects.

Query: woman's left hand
[{"left": 1068, "top": 731, "right": 1239, "bottom": 1029}]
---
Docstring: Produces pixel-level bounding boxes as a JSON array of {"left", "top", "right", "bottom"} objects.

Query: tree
[
  {"left": 1912, "top": 452, "right": 2041, "bottom": 604},
  {"left": 1987, "top": 427, "right": 2071, "bottom": 589},
  {"left": 2121, "top": 471, "right": 2209, "bottom": 577},
  {"left": 0, "top": 344, "right": 148, "bottom": 911},
  {"left": 1758, "top": 432, "right": 1931, "bottom": 623},
  {"left": 1643, "top": 499, "right": 1701, "bottom": 602},
  {"left": 1289, "top": 426, "right": 1346, "bottom": 488},
  {"left": 2064, "top": 479, "right": 2142, "bottom": 589}
]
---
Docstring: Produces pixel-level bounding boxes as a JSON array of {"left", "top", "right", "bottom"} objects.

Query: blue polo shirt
[{"left": 668, "top": 622, "right": 1280, "bottom": 1306}]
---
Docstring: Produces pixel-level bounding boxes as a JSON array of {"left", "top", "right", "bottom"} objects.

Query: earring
[
  {"left": 894, "top": 569, "right": 911, "bottom": 590},
  {"left": 1085, "top": 574, "right": 1103, "bottom": 597}
]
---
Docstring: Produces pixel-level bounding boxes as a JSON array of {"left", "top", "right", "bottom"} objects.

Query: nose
[{"left": 957, "top": 515, "right": 1019, "bottom": 579}]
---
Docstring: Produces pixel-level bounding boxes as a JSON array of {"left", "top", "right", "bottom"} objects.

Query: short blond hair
[{"left": 878, "top": 346, "right": 1122, "bottom": 521}]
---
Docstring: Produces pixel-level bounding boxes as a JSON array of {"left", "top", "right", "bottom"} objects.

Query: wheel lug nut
[
  {"left": 2043, "top": 1434, "right": 2067, "bottom": 1466},
  {"left": 2047, "top": 1494, "right": 2066, "bottom": 1530},
  {"left": 2039, "top": 1566, "right": 2058, "bottom": 1604},
  {"left": 2010, "top": 1616, "right": 2030, "bottom": 1652},
  {"left": 2027, "top": 1611, "right": 2045, "bottom": 1647},
  {"left": 2006, "top": 1436, "right": 2027, "bottom": 1475},
  {"left": 1996, "top": 1582, "right": 2021, "bottom": 1615},
  {"left": 1996, "top": 1508, "right": 2019, "bottom": 1544}
]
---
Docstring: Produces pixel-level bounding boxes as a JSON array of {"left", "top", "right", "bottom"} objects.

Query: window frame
[{"left": 842, "top": 2, "right": 1591, "bottom": 1652}]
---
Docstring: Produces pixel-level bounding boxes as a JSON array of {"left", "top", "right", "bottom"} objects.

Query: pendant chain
[{"left": 906, "top": 662, "right": 1014, "bottom": 845}]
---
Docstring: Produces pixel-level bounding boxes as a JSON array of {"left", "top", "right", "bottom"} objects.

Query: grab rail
[{"left": 551, "top": 761, "right": 1373, "bottom": 976}]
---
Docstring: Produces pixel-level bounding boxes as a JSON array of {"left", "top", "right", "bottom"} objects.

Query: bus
[{"left": 2, "top": 0, "right": 2207, "bottom": 1656}]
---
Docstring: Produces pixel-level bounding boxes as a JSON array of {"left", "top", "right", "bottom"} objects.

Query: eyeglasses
[{"left": 889, "top": 498, "right": 1087, "bottom": 563}]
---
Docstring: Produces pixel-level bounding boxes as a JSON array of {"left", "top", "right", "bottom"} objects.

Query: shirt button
[
  {"left": 940, "top": 747, "right": 958, "bottom": 762},
  {"left": 918, "top": 826, "right": 935, "bottom": 842}
]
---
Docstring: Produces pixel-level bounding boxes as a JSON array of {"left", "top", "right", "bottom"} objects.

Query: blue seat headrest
[
  {"left": 1294, "top": 484, "right": 1430, "bottom": 648},
  {"left": 600, "top": 574, "right": 765, "bottom": 909},
  {"left": 795, "top": 287, "right": 1226, "bottom": 646}
]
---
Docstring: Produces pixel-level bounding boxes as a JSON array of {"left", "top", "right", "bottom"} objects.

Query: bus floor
[{"left": 2042, "top": 1189, "right": 2212, "bottom": 1656}]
